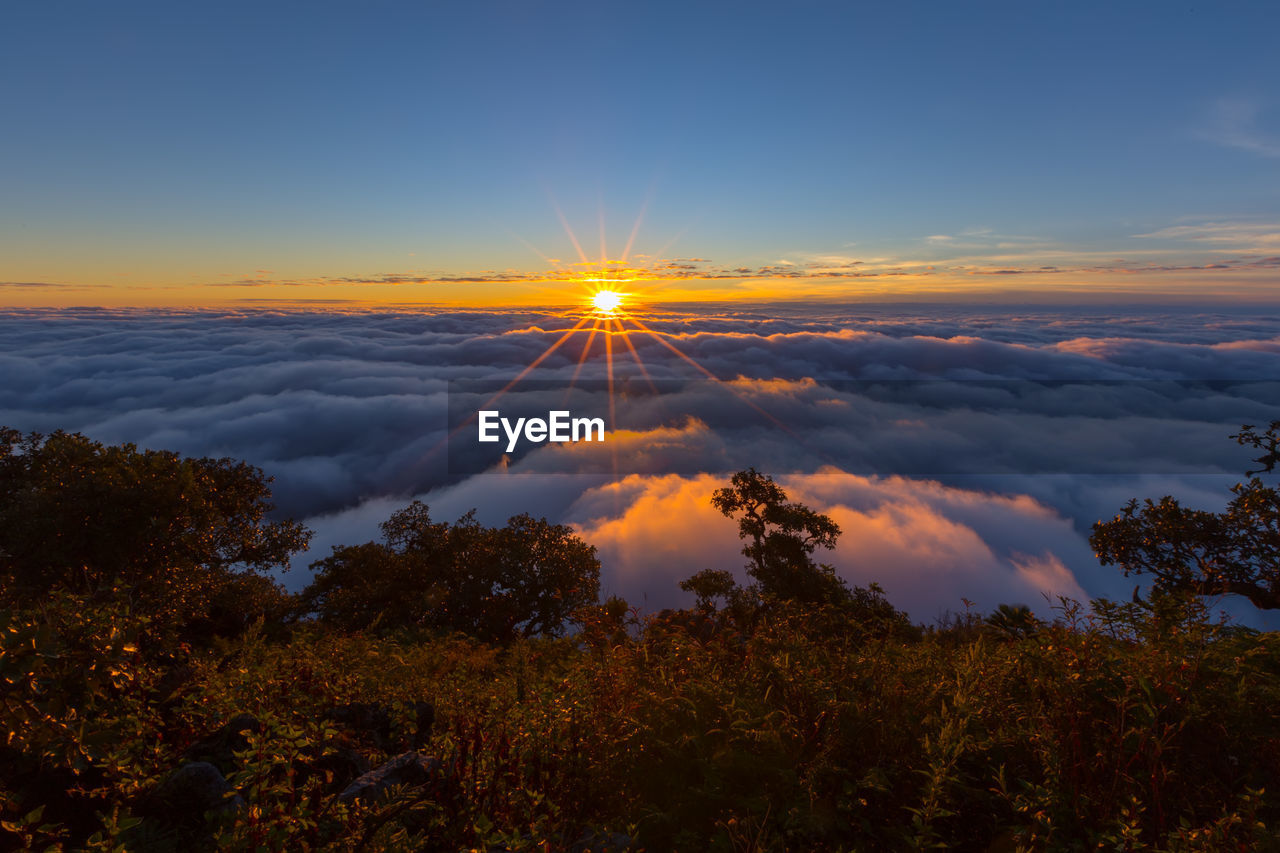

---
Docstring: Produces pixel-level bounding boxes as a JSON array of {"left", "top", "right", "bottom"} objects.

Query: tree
[
  {"left": 302, "top": 500, "right": 600, "bottom": 642},
  {"left": 679, "top": 569, "right": 739, "bottom": 611},
  {"left": 1090, "top": 421, "right": 1280, "bottom": 610},
  {"left": 984, "top": 603, "right": 1040, "bottom": 639},
  {"left": 575, "top": 594, "right": 635, "bottom": 651},
  {"left": 0, "top": 428, "right": 308, "bottom": 632},
  {"left": 710, "top": 468, "right": 848, "bottom": 605}
]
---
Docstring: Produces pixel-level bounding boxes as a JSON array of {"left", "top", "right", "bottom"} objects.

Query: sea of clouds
[{"left": 3, "top": 303, "right": 1278, "bottom": 625}]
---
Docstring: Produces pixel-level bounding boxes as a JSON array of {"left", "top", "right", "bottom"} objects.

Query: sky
[{"left": 3, "top": 1, "right": 1280, "bottom": 305}]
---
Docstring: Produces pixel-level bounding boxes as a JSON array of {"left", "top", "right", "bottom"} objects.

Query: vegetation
[
  {"left": 301, "top": 501, "right": 599, "bottom": 642},
  {"left": 2, "top": 427, "right": 1279, "bottom": 851},
  {"left": 1091, "top": 421, "right": 1280, "bottom": 610},
  {"left": 710, "top": 467, "right": 847, "bottom": 606},
  {"left": 0, "top": 428, "right": 306, "bottom": 639}
]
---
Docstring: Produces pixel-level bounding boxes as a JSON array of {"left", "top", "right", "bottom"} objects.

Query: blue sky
[{"left": 2, "top": 1, "right": 1278, "bottom": 303}]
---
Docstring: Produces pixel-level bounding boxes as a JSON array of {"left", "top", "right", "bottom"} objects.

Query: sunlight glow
[
  {"left": 411, "top": 200, "right": 813, "bottom": 481},
  {"left": 592, "top": 290, "right": 623, "bottom": 314}
]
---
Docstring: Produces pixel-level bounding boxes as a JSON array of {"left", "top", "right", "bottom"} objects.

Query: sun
[{"left": 591, "top": 289, "right": 623, "bottom": 314}]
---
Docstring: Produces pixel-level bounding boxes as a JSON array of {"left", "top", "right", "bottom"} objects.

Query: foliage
[
  {"left": 696, "top": 472, "right": 915, "bottom": 642},
  {"left": 1091, "top": 421, "right": 1280, "bottom": 609},
  {"left": 301, "top": 501, "right": 600, "bottom": 643},
  {"left": 711, "top": 468, "right": 849, "bottom": 606},
  {"left": 1236, "top": 420, "right": 1280, "bottom": 476},
  {"left": 575, "top": 595, "right": 637, "bottom": 653},
  {"left": 7, "top": 581, "right": 1280, "bottom": 850},
  {"left": 1, "top": 589, "right": 166, "bottom": 847},
  {"left": 984, "top": 603, "right": 1040, "bottom": 639},
  {"left": 0, "top": 427, "right": 308, "bottom": 634},
  {"left": 5, "top": 445, "right": 1280, "bottom": 850},
  {"left": 680, "top": 569, "right": 739, "bottom": 612}
]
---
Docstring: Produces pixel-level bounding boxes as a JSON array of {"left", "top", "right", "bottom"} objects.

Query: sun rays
[
  {"left": 466, "top": 205, "right": 764, "bottom": 434},
  {"left": 415, "top": 201, "right": 801, "bottom": 480}
]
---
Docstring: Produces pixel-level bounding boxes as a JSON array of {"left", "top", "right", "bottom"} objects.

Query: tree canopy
[
  {"left": 1091, "top": 421, "right": 1280, "bottom": 609},
  {"left": 710, "top": 468, "right": 848, "bottom": 605},
  {"left": 301, "top": 501, "right": 599, "bottom": 642},
  {"left": 0, "top": 427, "right": 308, "bottom": 632},
  {"left": 682, "top": 470, "right": 913, "bottom": 640}
]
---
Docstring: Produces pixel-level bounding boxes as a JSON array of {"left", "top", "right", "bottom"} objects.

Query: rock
[
  {"left": 336, "top": 751, "right": 441, "bottom": 803},
  {"left": 182, "top": 714, "right": 262, "bottom": 774},
  {"left": 146, "top": 761, "right": 245, "bottom": 819}
]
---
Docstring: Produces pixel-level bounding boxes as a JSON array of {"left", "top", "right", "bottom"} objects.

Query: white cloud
[
  {"left": 1133, "top": 221, "right": 1280, "bottom": 252},
  {"left": 1196, "top": 96, "right": 1280, "bottom": 158}
]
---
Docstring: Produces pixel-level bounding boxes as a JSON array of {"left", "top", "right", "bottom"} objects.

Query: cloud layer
[{"left": 3, "top": 304, "right": 1278, "bottom": 624}]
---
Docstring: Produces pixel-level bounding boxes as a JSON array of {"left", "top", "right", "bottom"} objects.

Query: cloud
[
  {"left": 3, "top": 304, "right": 1278, "bottom": 623},
  {"left": 564, "top": 469, "right": 1101, "bottom": 619},
  {"left": 1133, "top": 221, "right": 1280, "bottom": 253},
  {"left": 920, "top": 230, "right": 1051, "bottom": 252},
  {"left": 0, "top": 281, "right": 108, "bottom": 289},
  {"left": 190, "top": 228, "right": 1280, "bottom": 300},
  {"left": 1196, "top": 96, "right": 1280, "bottom": 158}
]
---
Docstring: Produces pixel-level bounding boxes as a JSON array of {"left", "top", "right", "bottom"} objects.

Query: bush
[
  {"left": 0, "top": 428, "right": 308, "bottom": 637},
  {"left": 302, "top": 501, "right": 600, "bottom": 643}
]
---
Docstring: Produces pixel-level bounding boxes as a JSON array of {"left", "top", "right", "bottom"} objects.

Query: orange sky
[{"left": 5, "top": 259, "right": 1279, "bottom": 309}]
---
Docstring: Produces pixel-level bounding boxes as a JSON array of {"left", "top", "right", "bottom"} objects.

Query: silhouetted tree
[
  {"left": 1091, "top": 421, "right": 1280, "bottom": 610},
  {"left": 302, "top": 501, "right": 599, "bottom": 642},
  {"left": 984, "top": 603, "right": 1040, "bottom": 639},
  {"left": 575, "top": 594, "right": 635, "bottom": 651},
  {"left": 711, "top": 468, "right": 848, "bottom": 605},
  {"left": 1236, "top": 420, "right": 1280, "bottom": 475},
  {"left": 679, "top": 569, "right": 739, "bottom": 611},
  {"left": 0, "top": 428, "right": 307, "bottom": 633}
]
